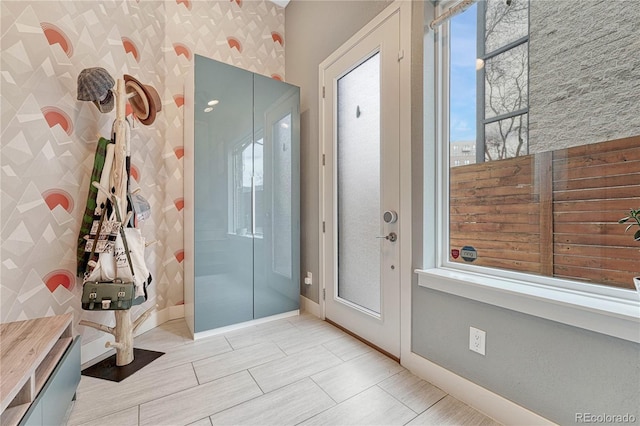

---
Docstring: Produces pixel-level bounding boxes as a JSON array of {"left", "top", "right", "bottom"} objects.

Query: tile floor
[{"left": 68, "top": 314, "right": 500, "bottom": 426}]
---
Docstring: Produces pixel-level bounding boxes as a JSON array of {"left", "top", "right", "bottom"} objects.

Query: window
[
  {"left": 449, "top": 0, "right": 528, "bottom": 166},
  {"left": 442, "top": 0, "right": 640, "bottom": 292},
  {"left": 479, "top": 0, "right": 529, "bottom": 162},
  {"left": 230, "top": 136, "right": 263, "bottom": 236},
  {"left": 419, "top": 0, "right": 639, "bottom": 341}
]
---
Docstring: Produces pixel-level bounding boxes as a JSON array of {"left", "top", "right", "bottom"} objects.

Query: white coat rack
[{"left": 79, "top": 78, "right": 155, "bottom": 367}]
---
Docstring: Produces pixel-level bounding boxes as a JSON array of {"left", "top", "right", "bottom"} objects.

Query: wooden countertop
[{"left": 0, "top": 313, "right": 73, "bottom": 413}]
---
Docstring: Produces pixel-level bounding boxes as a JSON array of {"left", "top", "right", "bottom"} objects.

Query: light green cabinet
[{"left": 185, "top": 55, "right": 300, "bottom": 335}]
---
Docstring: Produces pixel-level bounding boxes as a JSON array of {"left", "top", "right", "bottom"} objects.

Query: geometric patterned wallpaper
[{"left": 0, "top": 0, "right": 285, "bottom": 345}]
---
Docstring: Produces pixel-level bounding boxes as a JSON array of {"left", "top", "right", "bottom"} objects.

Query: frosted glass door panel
[
  {"left": 194, "top": 56, "right": 253, "bottom": 331},
  {"left": 337, "top": 52, "right": 381, "bottom": 314},
  {"left": 253, "top": 73, "right": 300, "bottom": 319}
]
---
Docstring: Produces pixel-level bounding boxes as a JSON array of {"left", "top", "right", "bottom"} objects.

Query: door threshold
[{"left": 325, "top": 318, "right": 400, "bottom": 363}]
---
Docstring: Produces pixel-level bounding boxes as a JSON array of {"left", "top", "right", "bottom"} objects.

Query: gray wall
[
  {"left": 529, "top": 0, "right": 640, "bottom": 152},
  {"left": 412, "top": 287, "right": 640, "bottom": 424},
  {"left": 285, "top": 0, "right": 393, "bottom": 303}
]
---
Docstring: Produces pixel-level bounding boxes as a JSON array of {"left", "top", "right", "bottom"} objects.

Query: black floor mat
[{"left": 81, "top": 348, "right": 164, "bottom": 382}]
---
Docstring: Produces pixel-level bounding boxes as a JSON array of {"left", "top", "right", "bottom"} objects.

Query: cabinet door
[
  {"left": 20, "top": 399, "right": 42, "bottom": 426},
  {"left": 253, "top": 74, "right": 300, "bottom": 319},
  {"left": 40, "top": 336, "right": 80, "bottom": 425},
  {"left": 194, "top": 55, "right": 254, "bottom": 331}
]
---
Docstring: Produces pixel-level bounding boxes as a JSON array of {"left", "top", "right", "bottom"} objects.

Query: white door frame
[{"left": 318, "top": 0, "right": 413, "bottom": 362}]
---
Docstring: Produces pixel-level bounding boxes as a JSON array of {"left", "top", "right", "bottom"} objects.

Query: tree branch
[
  {"left": 79, "top": 320, "right": 115, "bottom": 336},
  {"left": 132, "top": 305, "right": 156, "bottom": 334}
]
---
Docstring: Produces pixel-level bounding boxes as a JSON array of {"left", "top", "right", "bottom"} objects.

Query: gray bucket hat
[{"left": 77, "top": 67, "right": 115, "bottom": 113}]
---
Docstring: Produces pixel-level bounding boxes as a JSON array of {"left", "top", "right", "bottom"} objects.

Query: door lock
[
  {"left": 376, "top": 232, "right": 397, "bottom": 242},
  {"left": 383, "top": 210, "right": 398, "bottom": 223}
]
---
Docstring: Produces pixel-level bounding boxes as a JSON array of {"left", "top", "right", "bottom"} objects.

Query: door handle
[{"left": 376, "top": 232, "right": 397, "bottom": 242}]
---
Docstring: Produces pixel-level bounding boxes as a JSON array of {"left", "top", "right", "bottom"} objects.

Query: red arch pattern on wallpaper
[
  {"left": 1, "top": 0, "right": 284, "bottom": 335},
  {"left": 44, "top": 270, "right": 75, "bottom": 292},
  {"left": 41, "top": 22, "right": 73, "bottom": 58},
  {"left": 177, "top": 0, "right": 192, "bottom": 10},
  {"left": 42, "top": 106, "right": 73, "bottom": 136},
  {"left": 227, "top": 37, "right": 243, "bottom": 53},
  {"left": 271, "top": 31, "right": 284, "bottom": 46},
  {"left": 173, "top": 43, "right": 192, "bottom": 60},
  {"left": 43, "top": 189, "right": 74, "bottom": 213},
  {"left": 130, "top": 164, "right": 140, "bottom": 183},
  {"left": 174, "top": 147, "right": 185, "bottom": 159},
  {"left": 122, "top": 37, "right": 140, "bottom": 62}
]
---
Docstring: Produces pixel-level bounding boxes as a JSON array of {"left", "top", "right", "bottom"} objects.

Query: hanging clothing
[
  {"left": 76, "top": 137, "right": 112, "bottom": 276},
  {"left": 78, "top": 78, "right": 153, "bottom": 304}
]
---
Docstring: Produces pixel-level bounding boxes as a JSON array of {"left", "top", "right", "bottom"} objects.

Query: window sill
[{"left": 415, "top": 267, "right": 640, "bottom": 343}]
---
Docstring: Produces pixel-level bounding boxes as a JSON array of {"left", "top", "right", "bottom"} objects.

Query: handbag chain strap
[{"left": 110, "top": 191, "right": 136, "bottom": 278}]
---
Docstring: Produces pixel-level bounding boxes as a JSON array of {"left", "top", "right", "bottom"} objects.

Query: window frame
[
  {"left": 416, "top": 0, "right": 640, "bottom": 343},
  {"left": 476, "top": 0, "right": 530, "bottom": 162}
]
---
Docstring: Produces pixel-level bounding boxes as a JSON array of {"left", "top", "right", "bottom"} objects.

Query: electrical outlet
[
  {"left": 469, "top": 327, "right": 486, "bottom": 356},
  {"left": 304, "top": 272, "right": 312, "bottom": 286}
]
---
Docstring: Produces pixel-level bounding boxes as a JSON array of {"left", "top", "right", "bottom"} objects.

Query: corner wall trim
[
  {"left": 300, "top": 295, "right": 322, "bottom": 318},
  {"left": 402, "top": 351, "right": 555, "bottom": 426},
  {"left": 80, "top": 304, "right": 185, "bottom": 365}
]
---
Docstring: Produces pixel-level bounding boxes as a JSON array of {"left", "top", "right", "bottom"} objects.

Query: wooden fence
[{"left": 450, "top": 135, "right": 640, "bottom": 290}]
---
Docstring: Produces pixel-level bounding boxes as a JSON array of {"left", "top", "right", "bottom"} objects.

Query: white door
[{"left": 320, "top": 10, "right": 401, "bottom": 358}]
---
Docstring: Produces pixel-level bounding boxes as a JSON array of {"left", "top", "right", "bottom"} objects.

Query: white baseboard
[
  {"left": 80, "top": 304, "right": 185, "bottom": 365},
  {"left": 402, "top": 351, "right": 554, "bottom": 426},
  {"left": 191, "top": 310, "right": 299, "bottom": 340},
  {"left": 300, "top": 295, "right": 322, "bottom": 318}
]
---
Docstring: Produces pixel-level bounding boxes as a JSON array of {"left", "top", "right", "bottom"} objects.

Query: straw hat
[
  {"left": 77, "top": 67, "right": 115, "bottom": 113},
  {"left": 124, "top": 74, "right": 162, "bottom": 126}
]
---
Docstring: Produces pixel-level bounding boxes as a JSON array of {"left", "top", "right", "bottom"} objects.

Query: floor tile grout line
[
  {"left": 191, "top": 345, "right": 288, "bottom": 384},
  {"left": 374, "top": 373, "right": 424, "bottom": 412},
  {"left": 203, "top": 369, "right": 270, "bottom": 421},
  {"left": 375, "top": 371, "right": 451, "bottom": 417},
  {"left": 309, "top": 375, "right": 340, "bottom": 405},
  {"left": 399, "top": 394, "right": 450, "bottom": 425},
  {"left": 299, "top": 381, "right": 403, "bottom": 424},
  {"left": 246, "top": 368, "right": 267, "bottom": 395},
  {"left": 139, "top": 369, "right": 265, "bottom": 424},
  {"left": 376, "top": 382, "right": 423, "bottom": 417},
  {"left": 125, "top": 345, "right": 235, "bottom": 378},
  {"left": 70, "top": 400, "right": 141, "bottom": 426},
  {"left": 191, "top": 361, "right": 201, "bottom": 385},
  {"left": 190, "top": 415, "right": 213, "bottom": 426},
  {"left": 244, "top": 343, "right": 348, "bottom": 394}
]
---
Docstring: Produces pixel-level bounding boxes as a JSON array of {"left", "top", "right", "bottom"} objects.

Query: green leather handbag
[{"left": 81, "top": 279, "right": 135, "bottom": 310}]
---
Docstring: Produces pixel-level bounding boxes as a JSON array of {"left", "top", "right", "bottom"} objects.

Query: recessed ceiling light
[
  {"left": 208, "top": 100, "right": 219, "bottom": 106},
  {"left": 204, "top": 107, "right": 214, "bottom": 113}
]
